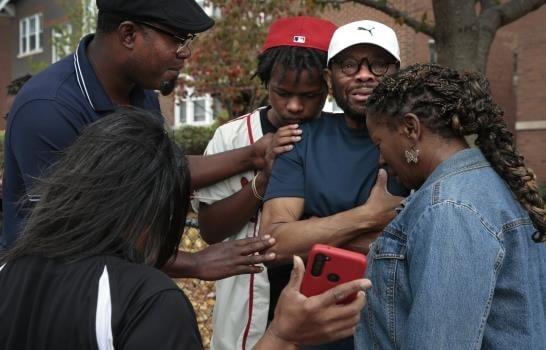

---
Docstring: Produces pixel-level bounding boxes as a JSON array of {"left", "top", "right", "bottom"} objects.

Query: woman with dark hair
[
  {"left": 356, "top": 63, "right": 546, "bottom": 349},
  {"left": 0, "top": 107, "right": 369, "bottom": 349}
]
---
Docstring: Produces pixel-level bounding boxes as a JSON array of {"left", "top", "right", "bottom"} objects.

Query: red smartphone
[{"left": 300, "top": 244, "right": 367, "bottom": 303}]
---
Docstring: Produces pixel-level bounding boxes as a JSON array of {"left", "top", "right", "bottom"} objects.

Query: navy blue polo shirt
[{"left": 1, "top": 34, "right": 161, "bottom": 251}]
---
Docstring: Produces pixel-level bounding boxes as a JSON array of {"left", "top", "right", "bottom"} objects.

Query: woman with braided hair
[{"left": 356, "top": 63, "right": 546, "bottom": 349}]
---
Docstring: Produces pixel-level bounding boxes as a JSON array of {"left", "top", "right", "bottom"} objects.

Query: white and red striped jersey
[{"left": 193, "top": 107, "right": 269, "bottom": 350}]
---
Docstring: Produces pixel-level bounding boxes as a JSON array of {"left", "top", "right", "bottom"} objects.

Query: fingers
[
  {"left": 317, "top": 279, "right": 371, "bottom": 307},
  {"left": 229, "top": 235, "right": 277, "bottom": 264},
  {"left": 277, "top": 123, "right": 300, "bottom": 132},
  {"left": 272, "top": 144, "right": 295, "bottom": 154},
  {"left": 243, "top": 251, "right": 276, "bottom": 264},
  {"left": 272, "top": 125, "right": 302, "bottom": 147},
  {"left": 235, "top": 235, "right": 275, "bottom": 252},
  {"left": 274, "top": 133, "right": 302, "bottom": 144},
  {"left": 298, "top": 291, "right": 366, "bottom": 346},
  {"left": 271, "top": 136, "right": 300, "bottom": 154},
  {"left": 321, "top": 291, "right": 365, "bottom": 335},
  {"left": 220, "top": 252, "right": 275, "bottom": 279},
  {"left": 285, "top": 255, "right": 305, "bottom": 290},
  {"left": 375, "top": 168, "right": 388, "bottom": 189}
]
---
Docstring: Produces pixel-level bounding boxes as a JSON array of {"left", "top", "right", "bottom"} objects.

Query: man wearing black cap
[{"left": 2, "top": 0, "right": 276, "bottom": 280}]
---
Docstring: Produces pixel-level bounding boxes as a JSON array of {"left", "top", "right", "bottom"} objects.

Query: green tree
[
  {"left": 179, "top": 0, "right": 323, "bottom": 118},
  {"left": 51, "top": 0, "right": 97, "bottom": 60},
  {"left": 318, "top": 0, "right": 545, "bottom": 72}
]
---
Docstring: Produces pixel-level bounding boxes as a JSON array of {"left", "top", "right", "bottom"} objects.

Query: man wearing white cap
[{"left": 259, "top": 20, "right": 409, "bottom": 350}]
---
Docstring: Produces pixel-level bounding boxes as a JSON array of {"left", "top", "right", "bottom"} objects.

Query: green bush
[{"left": 172, "top": 124, "right": 217, "bottom": 155}]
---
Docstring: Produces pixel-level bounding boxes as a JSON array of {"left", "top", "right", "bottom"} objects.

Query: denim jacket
[{"left": 356, "top": 149, "right": 546, "bottom": 350}]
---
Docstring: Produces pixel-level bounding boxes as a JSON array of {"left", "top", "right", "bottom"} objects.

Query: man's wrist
[
  {"left": 248, "top": 143, "right": 266, "bottom": 170},
  {"left": 261, "top": 323, "right": 298, "bottom": 350},
  {"left": 162, "top": 251, "right": 200, "bottom": 279},
  {"left": 250, "top": 173, "right": 265, "bottom": 201},
  {"left": 332, "top": 205, "right": 377, "bottom": 237},
  {"left": 351, "top": 204, "right": 390, "bottom": 232},
  {"left": 255, "top": 171, "right": 268, "bottom": 197}
]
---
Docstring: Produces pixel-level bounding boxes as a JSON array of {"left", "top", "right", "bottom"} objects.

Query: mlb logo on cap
[
  {"left": 293, "top": 36, "right": 306, "bottom": 44},
  {"left": 261, "top": 16, "right": 337, "bottom": 53}
]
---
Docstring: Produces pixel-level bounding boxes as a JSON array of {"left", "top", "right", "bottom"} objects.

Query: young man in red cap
[{"left": 193, "top": 16, "right": 337, "bottom": 350}]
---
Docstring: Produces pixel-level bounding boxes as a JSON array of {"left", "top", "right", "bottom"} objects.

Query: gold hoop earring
[{"left": 405, "top": 146, "right": 420, "bottom": 164}]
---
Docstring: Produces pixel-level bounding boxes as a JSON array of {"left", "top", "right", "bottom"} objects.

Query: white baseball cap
[{"left": 327, "top": 20, "right": 400, "bottom": 65}]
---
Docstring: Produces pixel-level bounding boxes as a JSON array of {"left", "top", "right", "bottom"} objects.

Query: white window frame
[
  {"left": 195, "top": 0, "right": 221, "bottom": 18},
  {"left": 51, "top": 23, "right": 73, "bottom": 63},
  {"left": 192, "top": 96, "right": 208, "bottom": 124},
  {"left": 177, "top": 99, "right": 188, "bottom": 125},
  {"left": 174, "top": 93, "right": 216, "bottom": 128},
  {"left": 18, "top": 13, "right": 43, "bottom": 57}
]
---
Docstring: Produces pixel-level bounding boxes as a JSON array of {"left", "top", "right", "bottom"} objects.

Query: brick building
[{"left": 0, "top": 0, "right": 545, "bottom": 181}]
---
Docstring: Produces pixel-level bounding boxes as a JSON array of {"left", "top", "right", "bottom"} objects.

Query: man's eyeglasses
[
  {"left": 331, "top": 57, "right": 397, "bottom": 77},
  {"left": 134, "top": 20, "right": 196, "bottom": 55}
]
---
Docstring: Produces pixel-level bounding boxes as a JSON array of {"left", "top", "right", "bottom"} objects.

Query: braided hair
[
  {"left": 366, "top": 63, "right": 546, "bottom": 242},
  {"left": 254, "top": 46, "right": 328, "bottom": 89}
]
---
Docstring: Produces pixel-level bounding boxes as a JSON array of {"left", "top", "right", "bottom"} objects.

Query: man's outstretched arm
[
  {"left": 162, "top": 235, "right": 276, "bottom": 280},
  {"left": 188, "top": 132, "right": 274, "bottom": 191}
]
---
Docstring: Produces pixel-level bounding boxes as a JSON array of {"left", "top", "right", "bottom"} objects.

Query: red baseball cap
[{"left": 261, "top": 16, "right": 337, "bottom": 53}]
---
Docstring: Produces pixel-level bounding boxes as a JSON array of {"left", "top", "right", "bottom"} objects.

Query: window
[
  {"left": 51, "top": 24, "right": 73, "bottom": 63},
  {"left": 19, "top": 14, "right": 43, "bottom": 56},
  {"left": 212, "top": 97, "right": 222, "bottom": 120},
  {"left": 193, "top": 97, "right": 206, "bottom": 122},
  {"left": 196, "top": 0, "right": 221, "bottom": 18},
  {"left": 174, "top": 94, "right": 217, "bottom": 127},
  {"left": 178, "top": 100, "right": 187, "bottom": 124}
]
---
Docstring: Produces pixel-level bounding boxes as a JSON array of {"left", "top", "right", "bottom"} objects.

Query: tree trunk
[
  {"left": 433, "top": 0, "right": 485, "bottom": 72},
  {"left": 343, "top": 0, "right": 545, "bottom": 73}
]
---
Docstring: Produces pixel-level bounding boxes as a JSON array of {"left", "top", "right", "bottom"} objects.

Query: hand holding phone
[{"left": 300, "top": 244, "right": 367, "bottom": 304}]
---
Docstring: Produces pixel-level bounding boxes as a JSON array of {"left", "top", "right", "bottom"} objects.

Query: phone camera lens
[
  {"left": 316, "top": 254, "right": 326, "bottom": 261},
  {"left": 311, "top": 254, "right": 328, "bottom": 276},
  {"left": 327, "top": 273, "right": 340, "bottom": 282}
]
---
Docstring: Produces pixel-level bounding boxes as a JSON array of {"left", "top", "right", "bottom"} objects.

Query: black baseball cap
[{"left": 96, "top": 0, "right": 215, "bottom": 35}]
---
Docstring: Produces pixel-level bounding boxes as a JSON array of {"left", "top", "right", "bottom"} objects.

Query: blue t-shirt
[
  {"left": 265, "top": 113, "right": 407, "bottom": 217},
  {"left": 264, "top": 112, "right": 407, "bottom": 350},
  {"left": 1, "top": 34, "right": 161, "bottom": 250}
]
